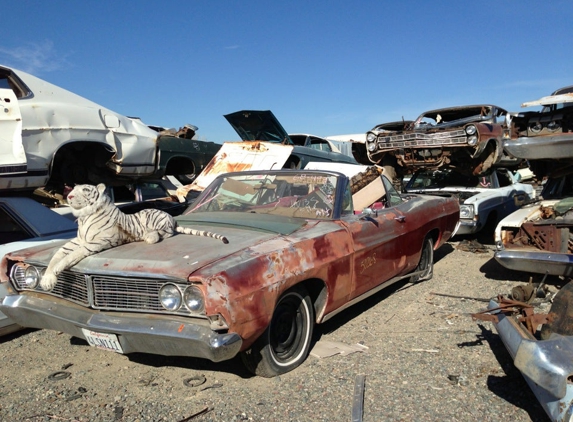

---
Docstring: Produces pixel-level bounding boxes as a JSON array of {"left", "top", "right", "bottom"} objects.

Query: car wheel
[
  {"left": 410, "top": 237, "right": 434, "bottom": 283},
  {"left": 241, "top": 285, "right": 314, "bottom": 377},
  {"left": 175, "top": 174, "right": 196, "bottom": 184}
]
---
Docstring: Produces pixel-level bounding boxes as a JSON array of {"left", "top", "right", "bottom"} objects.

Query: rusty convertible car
[
  {"left": 365, "top": 105, "right": 515, "bottom": 178},
  {"left": 0, "top": 169, "right": 458, "bottom": 377},
  {"left": 0, "top": 65, "right": 220, "bottom": 195}
]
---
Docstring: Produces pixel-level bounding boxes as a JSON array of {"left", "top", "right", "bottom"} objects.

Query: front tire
[
  {"left": 241, "top": 285, "right": 314, "bottom": 377},
  {"left": 410, "top": 237, "right": 434, "bottom": 283}
]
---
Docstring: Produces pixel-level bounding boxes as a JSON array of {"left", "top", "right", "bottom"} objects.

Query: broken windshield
[{"left": 414, "top": 106, "right": 500, "bottom": 129}]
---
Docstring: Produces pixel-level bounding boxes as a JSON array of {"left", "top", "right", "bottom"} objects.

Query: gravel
[{"left": 0, "top": 237, "right": 554, "bottom": 422}]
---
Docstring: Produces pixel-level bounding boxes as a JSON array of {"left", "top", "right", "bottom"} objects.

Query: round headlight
[
  {"left": 184, "top": 285, "right": 205, "bottom": 313},
  {"left": 465, "top": 125, "right": 477, "bottom": 135},
  {"left": 24, "top": 266, "right": 41, "bottom": 289},
  {"left": 366, "top": 132, "right": 376, "bottom": 143},
  {"left": 467, "top": 135, "right": 478, "bottom": 146},
  {"left": 159, "top": 283, "right": 182, "bottom": 311}
]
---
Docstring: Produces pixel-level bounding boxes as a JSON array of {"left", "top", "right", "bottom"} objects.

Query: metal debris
[
  {"left": 351, "top": 374, "right": 366, "bottom": 422},
  {"left": 456, "top": 239, "right": 489, "bottom": 253}
]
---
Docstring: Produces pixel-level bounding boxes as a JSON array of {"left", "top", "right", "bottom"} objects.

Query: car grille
[
  {"left": 11, "top": 266, "right": 193, "bottom": 316},
  {"left": 376, "top": 130, "right": 467, "bottom": 148},
  {"left": 92, "top": 276, "right": 182, "bottom": 313}
]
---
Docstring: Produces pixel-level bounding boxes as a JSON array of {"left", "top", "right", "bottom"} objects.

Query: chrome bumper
[
  {"left": 488, "top": 299, "right": 573, "bottom": 422},
  {"left": 0, "top": 294, "right": 242, "bottom": 363},
  {"left": 454, "top": 219, "right": 478, "bottom": 235},
  {"left": 494, "top": 249, "right": 573, "bottom": 277},
  {"left": 503, "top": 134, "right": 573, "bottom": 160}
]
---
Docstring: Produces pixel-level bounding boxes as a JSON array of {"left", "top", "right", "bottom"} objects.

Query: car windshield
[
  {"left": 408, "top": 169, "right": 491, "bottom": 189},
  {"left": 414, "top": 106, "right": 498, "bottom": 128},
  {"left": 187, "top": 171, "right": 344, "bottom": 220}
]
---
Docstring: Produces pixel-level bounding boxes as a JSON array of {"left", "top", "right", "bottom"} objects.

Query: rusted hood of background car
[{"left": 176, "top": 141, "right": 293, "bottom": 198}]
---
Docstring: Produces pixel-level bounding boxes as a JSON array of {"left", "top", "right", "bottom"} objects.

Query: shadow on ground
[
  {"left": 69, "top": 336, "right": 253, "bottom": 379},
  {"left": 458, "top": 324, "right": 549, "bottom": 421}
]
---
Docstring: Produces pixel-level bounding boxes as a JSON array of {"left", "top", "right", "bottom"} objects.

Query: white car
[
  {"left": 405, "top": 168, "right": 536, "bottom": 236},
  {"left": 0, "top": 197, "right": 77, "bottom": 335},
  {"left": 494, "top": 172, "right": 573, "bottom": 276},
  {"left": 0, "top": 65, "right": 160, "bottom": 192}
]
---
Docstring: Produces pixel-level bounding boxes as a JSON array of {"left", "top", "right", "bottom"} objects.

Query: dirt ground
[{"left": 0, "top": 235, "right": 558, "bottom": 422}]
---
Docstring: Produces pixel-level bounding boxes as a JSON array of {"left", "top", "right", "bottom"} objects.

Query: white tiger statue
[{"left": 40, "top": 183, "right": 229, "bottom": 291}]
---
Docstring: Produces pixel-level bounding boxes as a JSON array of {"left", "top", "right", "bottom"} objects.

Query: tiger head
[{"left": 66, "top": 183, "right": 111, "bottom": 217}]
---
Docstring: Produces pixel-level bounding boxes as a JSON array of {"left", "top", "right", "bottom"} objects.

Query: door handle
[{"left": 394, "top": 215, "right": 406, "bottom": 223}]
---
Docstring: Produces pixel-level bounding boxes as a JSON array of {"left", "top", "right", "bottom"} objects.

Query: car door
[
  {"left": 0, "top": 88, "right": 26, "bottom": 176},
  {"left": 344, "top": 178, "right": 414, "bottom": 299}
]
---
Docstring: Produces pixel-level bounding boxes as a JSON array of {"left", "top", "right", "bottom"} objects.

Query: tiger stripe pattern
[{"left": 40, "top": 183, "right": 228, "bottom": 291}]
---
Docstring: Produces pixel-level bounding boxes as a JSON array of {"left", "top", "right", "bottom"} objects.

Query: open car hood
[{"left": 224, "top": 110, "right": 292, "bottom": 144}]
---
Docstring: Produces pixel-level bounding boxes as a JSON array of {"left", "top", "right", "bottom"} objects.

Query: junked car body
[
  {"left": 0, "top": 169, "right": 459, "bottom": 377},
  {"left": 0, "top": 197, "right": 77, "bottom": 336},
  {"left": 404, "top": 168, "right": 535, "bottom": 236},
  {"left": 0, "top": 65, "right": 220, "bottom": 195},
  {"left": 224, "top": 110, "right": 359, "bottom": 169},
  {"left": 495, "top": 171, "right": 573, "bottom": 277},
  {"left": 503, "top": 86, "right": 573, "bottom": 180},
  {"left": 472, "top": 282, "right": 573, "bottom": 422},
  {"left": 365, "top": 105, "right": 514, "bottom": 178}
]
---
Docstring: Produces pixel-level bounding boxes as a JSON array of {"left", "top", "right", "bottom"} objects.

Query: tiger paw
[{"left": 40, "top": 273, "right": 58, "bottom": 291}]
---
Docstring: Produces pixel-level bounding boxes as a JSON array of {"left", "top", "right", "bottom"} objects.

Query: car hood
[
  {"left": 224, "top": 110, "right": 291, "bottom": 144},
  {"left": 5, "top": 214, "right": 308, "bottom": 280},
  {"left": 496, "top": 199, "right": 560, "bottom": 229}
]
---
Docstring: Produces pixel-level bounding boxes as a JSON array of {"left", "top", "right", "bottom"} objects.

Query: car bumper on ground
[
  {"left": 487, "top": 298, "right": 573, "bottom": 422},
  {"left": 494, "top": 249, "right": 573, "bottom": 277},
  {"left": 0, "top": 294, "right": 242, "bottom": 362}
]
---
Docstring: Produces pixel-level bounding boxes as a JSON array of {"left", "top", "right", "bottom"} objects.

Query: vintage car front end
[
  {"left": 503, "top": 86, "right": 573, "bottom": 163},
  {"left": 0, "top": 232, "right": 259, "bottom": 362},
  {"left": 365, "top": 105, "right": 507, "bottom": 175},
  {"left": 494, "top": 198, "right": 573, "bottom": 276}
]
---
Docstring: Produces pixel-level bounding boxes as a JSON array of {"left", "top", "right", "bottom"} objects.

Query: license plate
[{"left": 81, "top": 329, "right": 124, "bottom": 354}]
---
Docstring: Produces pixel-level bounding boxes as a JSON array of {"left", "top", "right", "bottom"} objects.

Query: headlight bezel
[
  {"left": 24, "top": 266, "right": 42, "bottom": 289},
  {"left": 465, "top": 124, "right": 477, "bottom": 135},
  {"left": 467, "top": 135, "right": 478, "bottom": 146},
  {"left": 158, "top": 283, "right": 183, "bottom": 311},
  {"left": 459, "top": 204, "right": 475, "bottom": 219},
  {"left": 183, "top": 285, "right": 205, "bottom": 314}
]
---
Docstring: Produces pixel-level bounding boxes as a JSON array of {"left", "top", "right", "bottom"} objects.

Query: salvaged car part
[
  {"left": 472, "top": 283, "right": 573, "bottom": 422},
  {"left": 495, "top": 171, "right": 573, "bottom": 276},
  {"left": 0, "top": 169, "right": 459, "bottom": 377},
  {"left": 504, "top": 86, "right": 573, "bottom": 179},
  {"left": 365, "top": 105, "right": 514, "bottom": 177},
  {"left": 0, "top": 65, "right": 219, "bottom": 196},
  {"left": 405, "top": 167, "right": 535, "bottom": 236}
]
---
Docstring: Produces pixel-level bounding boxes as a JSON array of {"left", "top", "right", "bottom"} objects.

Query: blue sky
[{"left": 1, "top": 1, "right": 571, "bottom": 143}]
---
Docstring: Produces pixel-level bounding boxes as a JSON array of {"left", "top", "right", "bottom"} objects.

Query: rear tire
[
  {"left": 410, "top": 237, "right": 434, "bottom": 283},
  {"left": 241, "top": 285, "right": 314, "bottom": 377}
]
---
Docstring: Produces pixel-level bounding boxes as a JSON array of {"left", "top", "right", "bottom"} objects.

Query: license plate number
[{"left": 81, "top": 329, "right": 124, "bottom": 354}]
